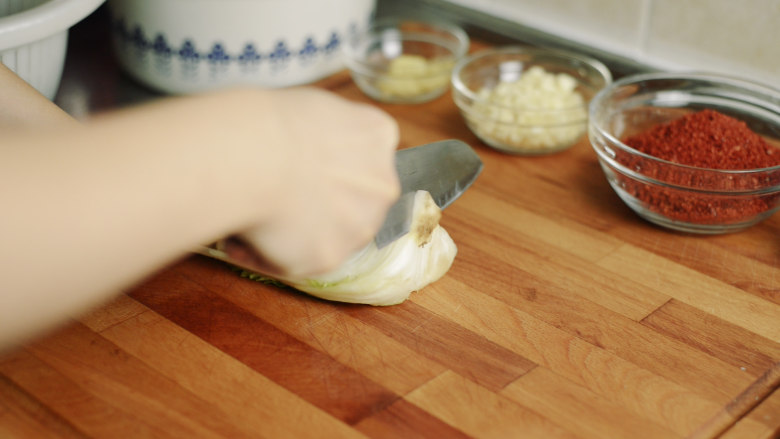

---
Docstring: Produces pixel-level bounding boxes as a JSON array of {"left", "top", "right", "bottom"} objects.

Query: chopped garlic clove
[
  {"left": 377, "top": 55, "right": 455, "bottom": 99},
  {"left": 469, "top": 66, "right": 587, "bottom": 153}
]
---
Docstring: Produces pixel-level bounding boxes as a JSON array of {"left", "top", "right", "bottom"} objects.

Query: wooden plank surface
[{"left": 1, "top": 30, "right": 780, "bottom": 439}]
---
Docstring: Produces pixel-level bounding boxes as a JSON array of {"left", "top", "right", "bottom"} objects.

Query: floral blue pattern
[
  {"left": 238, "top": 43, "right": 261, "bottom": 64},
  {"left": 207, "top": 43, "right": 231, "bottom": 64},
  {"left": 268, "top": 41, "right": 291, "bottom": 63},
  {"left": 299, "top": 37, "right": 318, "bottom": 58},
  {"left": 178, "top": 40, "right": 200, "bottom": 61},
  {"left": 152, "top": 35, "right": 172, "bottom": 57},
  {"left": 130, "top": 25, "right": 148, "bottom": 49},
  {"left": 112, "top": 18, "right": 353, "bottom": 69},
  {"left": 323, "top": 32, "right": 340, "bottom": 53}
]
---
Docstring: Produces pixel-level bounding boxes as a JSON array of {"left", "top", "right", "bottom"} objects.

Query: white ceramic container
[
  {"left": 107, "top": 0, "right": 376, "bottom": 94},
  {"left": 0, "top": 0, "right": 105, "bottom": 100}
]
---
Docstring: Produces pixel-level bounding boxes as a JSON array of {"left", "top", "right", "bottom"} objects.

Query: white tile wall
[
  {"left": 645, "top": 0, "right": 780, "bottom": 85},
  {"left": 442, "top": 0, "right": 779, "bottom": 86},
  {"left": 448, "top": 0, "right": 647, "bottom": 59}
]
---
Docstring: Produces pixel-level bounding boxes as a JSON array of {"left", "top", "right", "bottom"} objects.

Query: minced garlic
[
  {"left": 377, "top": 54, "right": 454, "bottom": 100},
  {"left": 467, "top": 66, "right": 587, "bottom": 153}
]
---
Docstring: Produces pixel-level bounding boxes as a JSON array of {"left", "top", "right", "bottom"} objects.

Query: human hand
[
  {"left": 0, "top": 81, "right": 397, "bottom": 348},
  {"left": 237, "top": 87, "right": 400, "bottom": 277}
]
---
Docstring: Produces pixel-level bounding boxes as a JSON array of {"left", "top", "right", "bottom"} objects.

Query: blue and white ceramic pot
[{"left": 107, "top": 0, "right": 376, "bottom": 94}]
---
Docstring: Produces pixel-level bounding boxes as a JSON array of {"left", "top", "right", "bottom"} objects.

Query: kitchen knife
[
  {"left": 195, "top": 139, "right": 482, "bottom": 272},
  {"left": 374, "top": 139, "right": 483, "bottom": 248}
]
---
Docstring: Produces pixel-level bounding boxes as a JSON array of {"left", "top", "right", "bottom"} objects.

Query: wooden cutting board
[{"left": 2, "top": 45, "right": 779, "bottom": 439}]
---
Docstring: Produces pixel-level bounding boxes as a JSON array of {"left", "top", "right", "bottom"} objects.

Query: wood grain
[
  {"left": 689, "top": 362, "right": 780, "bottom": 439},
  {"left": 1, "top": 27, "right": 779, "bottom": 438}
]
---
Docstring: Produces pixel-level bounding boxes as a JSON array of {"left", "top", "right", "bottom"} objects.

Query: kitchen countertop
[{"left": 1, "top": 7, "right": 779, "bottom": 439}]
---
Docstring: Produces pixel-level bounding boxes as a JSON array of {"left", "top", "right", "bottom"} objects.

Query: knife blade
[{"left": 374, "top": 139, "right": 483, "bottom": 248}]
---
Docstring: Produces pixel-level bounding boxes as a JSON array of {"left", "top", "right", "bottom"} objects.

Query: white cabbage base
[{"left": 275, "top": 190, "right": 457, "bottom": 306}]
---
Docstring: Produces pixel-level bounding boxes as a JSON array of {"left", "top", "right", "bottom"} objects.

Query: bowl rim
[
  {"left": 450, "top": 45, "right": 613, "bottom": 112},
  {"left": 343, "top": 17, "right": 470, "bottom": 77},
  {"left": 0, "top": 0, "right": 105, "bottom": 50},
  {"left": 589, "top": 70, "right": 780, "bottom": 175}
]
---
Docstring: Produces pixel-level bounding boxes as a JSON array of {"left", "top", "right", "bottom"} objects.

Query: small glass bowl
[
  {"left": 589, "top": 72, "right": 780, "bottom": 234},
  {"left": 343, "top": 18, "right": 469, "bottom": 104},
  {"left": 451, "top": 46, "right": 612, "bottom": 155}
]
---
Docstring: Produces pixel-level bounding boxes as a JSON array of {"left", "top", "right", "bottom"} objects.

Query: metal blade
[{"left": 374, "top": 139, "right": 483, "bottom": 248}]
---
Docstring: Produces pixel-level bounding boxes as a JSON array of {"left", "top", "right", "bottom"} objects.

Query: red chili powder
[
  {"left": 617, "top": 109, "right": 780, "bottom": 225},
  {"left": 624, "top": 109, "right": 780, "bottom": 170}
]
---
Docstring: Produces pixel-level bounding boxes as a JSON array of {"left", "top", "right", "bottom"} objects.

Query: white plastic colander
[{"left": 0, "top": 0, "right": 105, "bottom": 99}]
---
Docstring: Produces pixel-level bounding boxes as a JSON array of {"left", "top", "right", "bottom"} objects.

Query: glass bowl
[
  {"left": 451, "top": 46, "right": 612, "bottom": 155},
  {"left": 343, "top": 18, "right": 469, "bottom": 104},
  {"left": 588, "top": 72, "right": 780, "bottom": 234}
]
